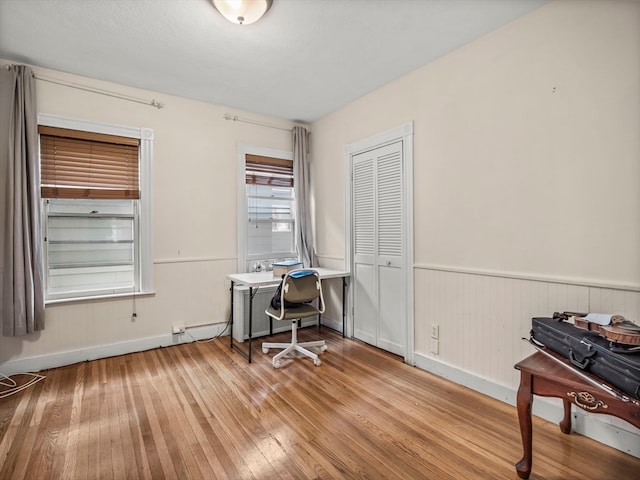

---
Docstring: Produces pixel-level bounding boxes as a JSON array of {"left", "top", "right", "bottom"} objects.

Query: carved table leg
[
  {"left": 515, "top": 371, "right": 533, "bottom": 479},
  {"left": 559, "top": 398, "right": 572, "bottom": 434}
]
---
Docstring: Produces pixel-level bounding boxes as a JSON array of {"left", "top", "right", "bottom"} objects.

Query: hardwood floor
[{"left": 1, "top": 328, "right": 638, "bottom": 479}]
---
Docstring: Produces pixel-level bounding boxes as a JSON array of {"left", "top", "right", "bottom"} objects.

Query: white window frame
[
  {"left": 38, "top": 113, "right": 154, "bottom": 302},
  {"left": 236, "top": 144, "right": 296, "bottom": 273}
]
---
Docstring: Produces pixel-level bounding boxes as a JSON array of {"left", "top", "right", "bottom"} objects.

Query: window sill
[{"left": 45, "top": 290, "right": 155, "bottom": 306}]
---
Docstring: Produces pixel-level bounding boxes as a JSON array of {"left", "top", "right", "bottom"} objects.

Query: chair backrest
[{"left": 282, "top": 270, "right": 325, "bottom": 313}]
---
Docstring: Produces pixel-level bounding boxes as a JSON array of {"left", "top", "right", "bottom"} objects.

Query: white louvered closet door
[{"left": 352, "top": 141, "right": 405, "bottom": 356}]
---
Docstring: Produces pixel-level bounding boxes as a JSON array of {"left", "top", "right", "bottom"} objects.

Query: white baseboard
[
  {"left": 320, "top": 314, "right": 343, "bottom": 335},
  {"left": 0, "top": 323, "right": 230, "bottom": 376},
  {"left": 413, "top": 352, "right": 640, "bottom": 459}
]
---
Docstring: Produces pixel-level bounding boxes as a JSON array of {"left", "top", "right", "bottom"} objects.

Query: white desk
[{"left": 227, "top": 268, "right": 350, "bottom": 363}]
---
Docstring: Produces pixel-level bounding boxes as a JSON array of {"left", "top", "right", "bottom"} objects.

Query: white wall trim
[
  {"left": 38, "top": 113, "right": 146, "bottom": 139},
  {"left": 414, "top": 352, "right": 640, "bottom": 459},
  {"left": 45, "top": 290, "right": 155, "bottom": 306},
  {"left": 415, "top": 263, "right": 640, "bottom": 292},
  {"left": 0, "top": 323, "right": 229, "bottom": 376},
  {"left": 154, "top": 256, "right": 236, "bottom": 265},
  {"left": 320, "top": 313, "right": 343, "bottom": 333},
  {"left": 315, "top": 254, "right": 345, "bottom": 262}
]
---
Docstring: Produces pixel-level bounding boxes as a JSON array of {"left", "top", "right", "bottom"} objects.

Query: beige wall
[
  {"left": 312, "top": 0, "right": 640, "bottom": 286},
  {"left": 0, "top": 62, "right": 297, "bottom": 369},
  {"left": 310, "top": 0, "right": 640, "bottom": 449}
]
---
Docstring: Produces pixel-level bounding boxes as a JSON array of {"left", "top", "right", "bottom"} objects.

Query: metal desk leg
[
  {"left": 229, "top": 281, "right": 253, "bottom": 363},
  {"left": 342, "top": 277, "right": 347, "bottom": 338},
  {"left": 229, "top": 280, "right": 235, "bottom": 349},
  {"left": 247, "top": 286, "right": 254, "bottom": 363}
]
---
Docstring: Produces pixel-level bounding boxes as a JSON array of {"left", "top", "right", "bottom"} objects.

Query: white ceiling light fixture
[{"left": 212, "top": 0, "right": 273, "bottom": 25}]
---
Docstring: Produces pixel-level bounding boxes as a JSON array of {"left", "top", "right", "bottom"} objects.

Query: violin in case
[{"left": 530, "top": 313, "right": 640, "bottom": 400}]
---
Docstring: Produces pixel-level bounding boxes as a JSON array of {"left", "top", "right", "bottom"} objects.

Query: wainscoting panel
[
  {"left": 413, "top": 266, "right": 640, "bottom": 443},
  {"left": 589, "top": 286, "right": 640, "bottom": 322},
  {"left": 415, "top": 268, "right": 591, "bottom": 387}
]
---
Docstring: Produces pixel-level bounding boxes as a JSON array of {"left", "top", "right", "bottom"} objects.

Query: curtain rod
[
  {"left": 223, "top": 113, "right": 292, "bottom": 132},
  {"left": 34, "top": 74, "right": 164, "bottom": 109}
]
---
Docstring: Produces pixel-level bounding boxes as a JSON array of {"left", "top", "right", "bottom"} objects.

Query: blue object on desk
[
  {"left": 272, "top": 260, "right": 302, "bottom": 267},
  {"left": 288, "top": 269, "right": 315, "bottom": 278}
]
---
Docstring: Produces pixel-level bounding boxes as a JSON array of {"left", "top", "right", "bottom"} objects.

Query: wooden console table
[{"left": 514, "top": 351, "right": 640, "bottom": 479}]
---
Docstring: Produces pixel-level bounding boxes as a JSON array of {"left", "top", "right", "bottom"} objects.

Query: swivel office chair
[{"left": 262, "top": 269, "right": 327, "bottom": 368}]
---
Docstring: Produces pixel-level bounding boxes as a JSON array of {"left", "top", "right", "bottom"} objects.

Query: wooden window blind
[
  {"left": 245, "top": 154, "right": 293, "bottom": 187},
  {"left": 39, "top": 126, "right": 140, "bottom": 199}
]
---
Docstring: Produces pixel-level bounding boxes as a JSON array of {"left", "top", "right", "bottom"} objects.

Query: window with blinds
[
  {"left": 39, "top": 125, "right": 144, "bottom": 300},
  {"left": 39, "top": 126, "right": 140, "bottom": 199},
  {"left": 244, "top": 154, "right": 296, "bottom": 265}
]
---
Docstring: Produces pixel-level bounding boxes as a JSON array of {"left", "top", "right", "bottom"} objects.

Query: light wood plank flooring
[{"left": 1, "top": 328, "right": 638, "bottom": 479}]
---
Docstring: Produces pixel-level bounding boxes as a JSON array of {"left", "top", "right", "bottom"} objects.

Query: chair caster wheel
[
  {"left": 320, "top": 345, "right": 328, "bottom": 352},
  {"left": 314, "top": 358, "right": 322, "bottom": 366},
  {"left": 273, "top": 361, "right": 282, "bottom": 368},
  {"left": 262, "top": 348, "right": 269, "bottom": 354}
]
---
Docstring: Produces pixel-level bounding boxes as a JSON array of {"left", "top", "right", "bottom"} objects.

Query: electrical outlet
[
  {"left": 431, "top": 324, "right": 439, "bottom": 340},
  {"left": 172, "top": 324, "right": 186, "bottom": 335},
  {"left": 430, "top": 338, "right": 439, "bottom": 356}
]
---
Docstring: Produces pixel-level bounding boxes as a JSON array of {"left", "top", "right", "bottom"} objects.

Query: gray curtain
[
  {"left": 293, "top": 126, "right": 316, "bottom": 268},
  {"left": 0, "top": 65, "right": 45, "bottom": 336}
]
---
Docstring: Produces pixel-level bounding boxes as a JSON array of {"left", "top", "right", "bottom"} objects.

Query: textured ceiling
[{"left": 0, "top": 0, "right": 548, "bottom": 123}]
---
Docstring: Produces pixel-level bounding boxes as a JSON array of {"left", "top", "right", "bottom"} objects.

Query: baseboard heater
[{"left": 232, "top": 285, "right": 318, "bottom": 342}]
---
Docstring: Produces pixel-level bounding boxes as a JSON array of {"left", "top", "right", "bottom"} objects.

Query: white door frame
[{"left": 344, "top": 122, "right": 414, "bottom": 365}]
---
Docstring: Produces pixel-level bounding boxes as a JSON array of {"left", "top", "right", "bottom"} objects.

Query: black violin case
[{"left": 530, "top": 316, "right": 640, "bottom": 400}]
